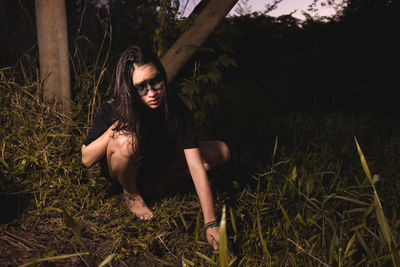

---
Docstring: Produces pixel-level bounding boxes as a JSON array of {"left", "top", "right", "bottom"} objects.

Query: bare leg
[
  {"left": 143, "top": 140, "right": 231, "bottom": 195},
  {"left": 198, "top": 140, "right": 231, "bottom": 171},
  {"left": 106, "top": 132, "right": 153, "bottom": 220}
]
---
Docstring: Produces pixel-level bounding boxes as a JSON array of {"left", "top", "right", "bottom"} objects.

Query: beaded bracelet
[{"left": 203, "top": 220, "right": 220, "bottom": 231}]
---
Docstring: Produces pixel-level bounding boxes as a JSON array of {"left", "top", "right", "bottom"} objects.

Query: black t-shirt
[{"left": 83, "top": 94, "right": 198, "bottom": 155}]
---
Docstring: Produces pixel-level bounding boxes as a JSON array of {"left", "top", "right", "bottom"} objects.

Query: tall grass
[{"left": 1, "top": 57, "right": 400, "bottom": 266}]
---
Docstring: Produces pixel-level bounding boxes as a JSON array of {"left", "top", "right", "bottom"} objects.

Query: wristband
[{"left": 203, "top": 220, "right": 220, "bottom": 231}]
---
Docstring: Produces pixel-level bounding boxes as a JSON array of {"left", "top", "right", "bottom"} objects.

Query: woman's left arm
[
  {"left": 184, "top": 148, "right": 216, "bottom": 221},
  {"left": 184, "top": 147, "right": 219, "bottom": 249}
]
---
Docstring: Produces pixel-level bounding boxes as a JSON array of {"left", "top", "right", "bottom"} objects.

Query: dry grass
[{"left": 1, "top": 59, "right": 400, "bottom": 266}]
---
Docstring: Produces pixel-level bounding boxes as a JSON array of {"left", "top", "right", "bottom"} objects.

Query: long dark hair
[{"left": 112, "top": 45, "right": 170, "bottom": 158}]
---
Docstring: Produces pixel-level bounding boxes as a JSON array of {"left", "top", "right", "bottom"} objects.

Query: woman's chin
[
  {"left": 146, "top": 102, "right": 161, "bottom": 109},
  {"left": 141, "top": 96, "right": 163, "bottom": 109}
]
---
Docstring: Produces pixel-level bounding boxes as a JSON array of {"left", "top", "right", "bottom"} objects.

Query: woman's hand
[
  {"left": 81, "top": 121, "right": 118, "bottom": 167},
  {"left": 206, "top": 226, "right": 220, "bottom": 252}
]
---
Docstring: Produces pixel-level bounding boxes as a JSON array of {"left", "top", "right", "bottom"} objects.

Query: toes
[
  {"left": 145, "top": 213, "right": 154, "bottom": 220},
  {"left": 137, "top": 212, "right": 154, "bottom": 220}
]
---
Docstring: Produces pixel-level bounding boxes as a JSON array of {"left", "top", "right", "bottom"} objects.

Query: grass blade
[
  {"left": 290, "top": 166, "right": 297, "bottom": 181},
  {"left": 98, "top": 253, "right": 116, "bottom": 267},
  {"left": 354, "top": 137, "right": 400, "bottom": 265},
  {"left": 354, "top": 137, "right": 372, "bottom": 182},
  {"left": 356, "top": 229, "right": 373, "bottom": 259},
  {"left": 182, "top": 257, "right": 195, "bottom": 266},
  {"left": 195, "top": 251, "right": 216, "bottom": 264},
  {"left": 332, "top": 195, "right": 370, "bottom": 206},
  {"left": 257, "top": 209, "right": 271, "bottom": 259},
  {"left": 343, "top": 233, "right": 356, "bottom": 260},
  {"left": 20, "top": 252, "right": 89, "bottom": 267},
  {"left": 229, "top": 207, "right": 237, "bottom": 235},
  {"left": 219, "top": 205, "right": 229, "bottom": 267},
  {"left": 271, "top": 136, "right": 278, "bottom": 168},
  {"left": 62, "top": 209, "right": 86, "bottom": 250}
]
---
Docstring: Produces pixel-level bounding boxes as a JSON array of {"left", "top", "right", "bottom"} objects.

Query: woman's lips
[{"left": 148, "top": 99, "right": 158, "bottom": 104}]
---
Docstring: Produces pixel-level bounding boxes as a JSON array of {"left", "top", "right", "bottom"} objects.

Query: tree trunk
[
  {"left": 35, "top": 0, "right": 71, "bottom": 112},
  {"left": 161, "top": 0, "right": 238, "bottom": 84}
]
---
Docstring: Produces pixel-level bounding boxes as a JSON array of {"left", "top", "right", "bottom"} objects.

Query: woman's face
[{"left": 132, "top": 63, "right": 165, "bottom": 109}]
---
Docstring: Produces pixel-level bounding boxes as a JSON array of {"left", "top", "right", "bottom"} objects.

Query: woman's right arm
[{"left": 81, "top": 123, "right": 116, "bottom": 167}]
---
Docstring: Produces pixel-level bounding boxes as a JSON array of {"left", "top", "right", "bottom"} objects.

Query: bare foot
[{"left": 123, "top": 190, "right": 154, "bottom": 220}]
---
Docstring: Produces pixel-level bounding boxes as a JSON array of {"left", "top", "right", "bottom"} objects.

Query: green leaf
[
  {"left": 218, "top": 54, "right": 238, "bottom": 68},
  {"left": 207, "top": 72, "right": 221, "bottom": 84},
  {"left": 197, "top": 74, "right": 209, "bottom": 83},
  {"left": 176, "top": 17, "right": 195, "bottom": 32},
  {"left": 204, "top": 93, "right": 219, "bottom": 106},
  {"left": 193, "top": 111, "right": 206, "bottom": 123},
  {"left": 181, "top": 98, "right": 196, "bottom": 111},
  {"left": 62, "top": 209, "right": 86, "bottom": 250}
]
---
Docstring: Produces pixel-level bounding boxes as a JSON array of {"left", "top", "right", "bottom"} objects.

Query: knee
[
  {"left": 218, "top": 141, "right": 231, "bottom": 165},
  {"left": 110, "top": 132, "right": 137, "bottom": 159},
  {"left": 206, "top": 141, "right": 231, "bottom": 169}
]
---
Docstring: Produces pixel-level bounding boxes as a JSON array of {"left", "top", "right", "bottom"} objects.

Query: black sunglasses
[{"left": 133, "top": 73, "right": 164, "bottom": 96}]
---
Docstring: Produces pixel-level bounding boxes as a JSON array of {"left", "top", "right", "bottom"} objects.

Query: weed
[{"left": 1, "top": 56, "right": 400, "bottom": 266}]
